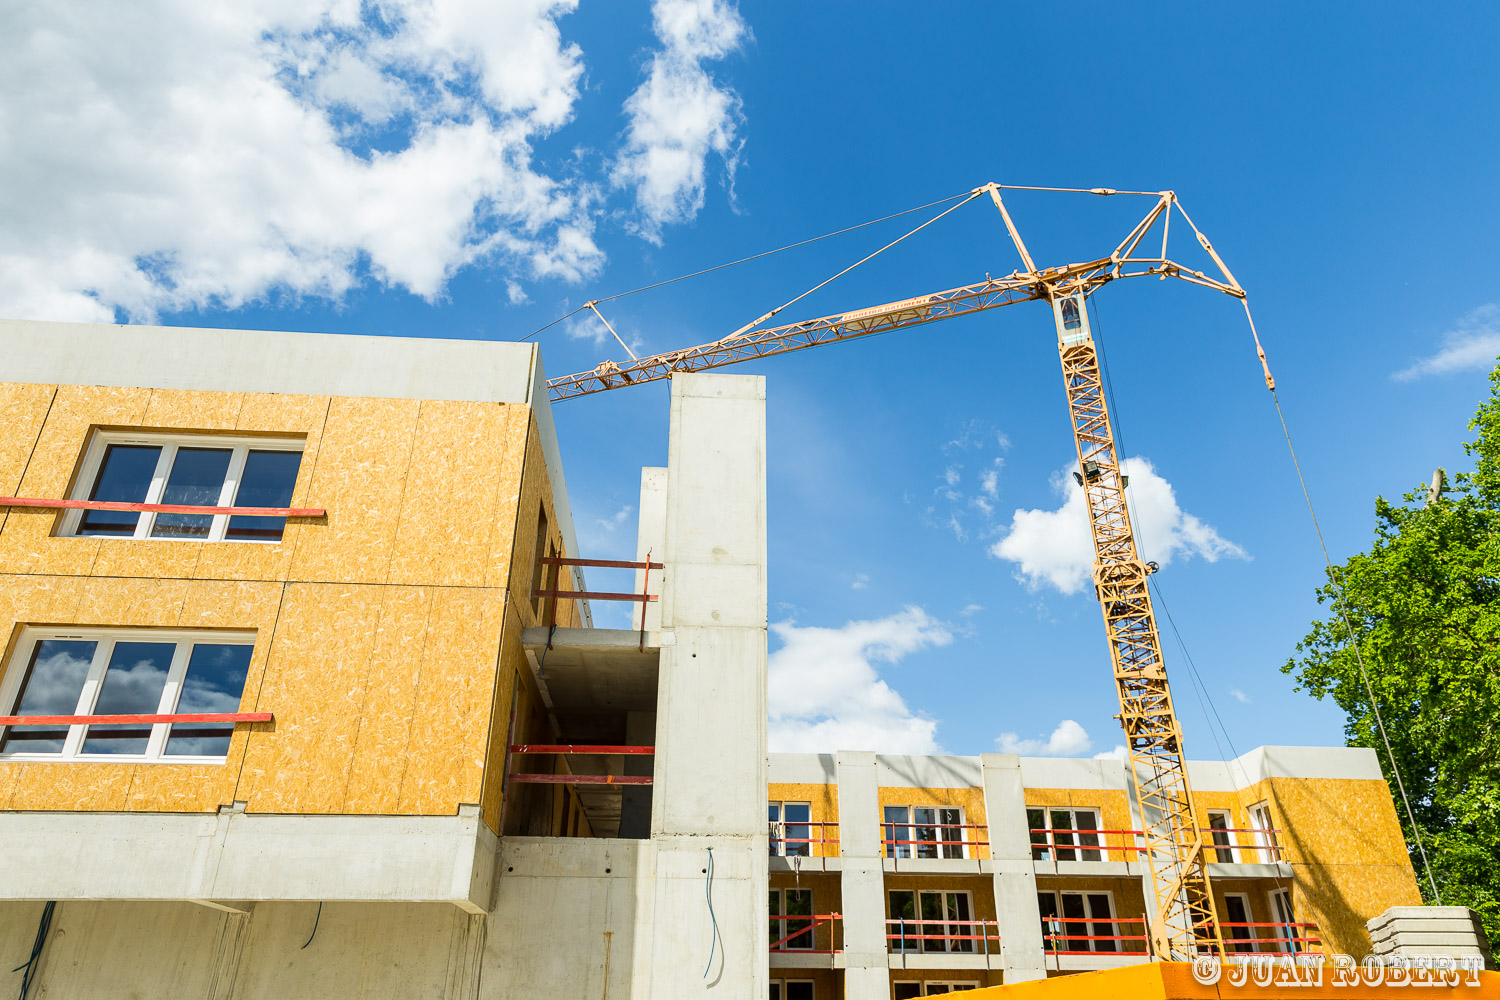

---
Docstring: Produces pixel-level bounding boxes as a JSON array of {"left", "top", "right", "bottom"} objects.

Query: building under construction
[{"left": 0, "top": 316, "right": 1482, "bottom": 999}]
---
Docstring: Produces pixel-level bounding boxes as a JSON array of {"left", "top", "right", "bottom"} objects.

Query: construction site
[{"left": 0, "top": 177, "right": 1493, "bottom": 1000}]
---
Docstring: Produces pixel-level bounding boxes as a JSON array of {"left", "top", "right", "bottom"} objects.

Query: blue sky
[{"left": 4, "top": 2, "right": 1498, "bottom": 760}]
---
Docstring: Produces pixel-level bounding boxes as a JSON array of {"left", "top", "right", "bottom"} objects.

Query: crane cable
[
  {"left": 1259, "top": 360, "right": 1443, "bottom": 904},
  {"left": 517, "top": 189, "right": 977, "bottom": 343}
]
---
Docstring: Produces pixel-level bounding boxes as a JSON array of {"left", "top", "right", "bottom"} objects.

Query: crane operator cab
[{"left": 1052, "top": 291, "right": 1092, "bottom": 348}]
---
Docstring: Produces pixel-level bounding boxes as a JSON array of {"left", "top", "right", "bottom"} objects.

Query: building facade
[{"left": 0, "top": 320, "right": 1420, "bottom": 999}]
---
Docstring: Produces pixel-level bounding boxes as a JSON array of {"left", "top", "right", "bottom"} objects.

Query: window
[
  {"left": 769, "top": 801, "right": 812, "bottom": 857},
  {"left": 1269, "top": 888, "right": 1299, "bottom": 953},
  {"left": 884, "top": 805, "right": 966, "bottom": 859},
  {"left": 1222, "top": 893, "right": 1256, "bottom": 954},
  {"left": 530, "top": 507, "right": 552, "bottom": 616},
  {"left": 1060, "top": 297, "right": 1082, "bottom": 330},
  {"left": 1038, "top": 890, "right": 1116, "bottom": 953},
  {"left": 66, "top": 431, "right": 302, "bottom": 543},
  {"left": 1249, "top": 802, "right": 1279, "bottom": 863},
  {"left": 1206, "top": 809, "right": 1237, "bottom": 863},
  {"left": 1027, "top": 806, "right": 1103, "bottom": 861},
  {"left": 0, "top": 628, "right": 253, "bottom": 762},
  {"left": 769, "top": 981, "right": 813, "bottom": 1000},
  {"left": 769, "top": 888, "right": 814, "bottom": 951},
  {"left": 888, "top": 890, "right": 975, "bottom": 954},
  {"left": 893, "top": 982, "right": 980, "bottom": 998}
]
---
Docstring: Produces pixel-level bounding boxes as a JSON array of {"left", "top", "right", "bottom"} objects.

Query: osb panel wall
[
  {"left": 879, "top": 786, "right": 991, "bottom": 861},
  {"left": 1024, "top": 788, "right": 1135, "bottom": 863},
  {"left": 769, "top": 871, "right": 842, "bottom": 952},
  {"left": 1249, "top": 776, "right": 1422, "bottom": 958},
  {"left": 0, "top": 382, "right": 567, "bottom": 826},
  {"left": 768, "top": 781, "right": 839, "bottom": 859}
]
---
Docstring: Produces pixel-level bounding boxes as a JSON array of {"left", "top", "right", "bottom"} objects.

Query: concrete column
[
  {"left": 837, "top": 751, "right": 891, "bottom": 1000},
  {"left": 634, "top": 467, "right": 667, "bottom": 633},
  {"left": 632, "top": 374, "right": 767, "bottom": 1000},
  {"left": 980, "top": 753, "right": 1046, "bottom": 983}
]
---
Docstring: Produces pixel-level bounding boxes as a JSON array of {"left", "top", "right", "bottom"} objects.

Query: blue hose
[{"left": 702, "top": 847, "right": 717, "bottom": 978}]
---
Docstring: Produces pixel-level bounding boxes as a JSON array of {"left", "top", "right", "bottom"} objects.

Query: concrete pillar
[
  {"left": 980, "top": 753, "right": 1046, "bottom": 983},
  {"left": 632, "top": 374, "right": 767, "bottom": 1000},
  {"left": 837, "top": 751, "right": 891, "bottom": 1000},
  {"left": 634, "top": 467, "right": 667, "bottom": 633}
]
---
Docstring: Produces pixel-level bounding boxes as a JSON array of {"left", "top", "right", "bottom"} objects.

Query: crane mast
[{"left": 548, "top": 184, "right": 1252, "bottom": 959}]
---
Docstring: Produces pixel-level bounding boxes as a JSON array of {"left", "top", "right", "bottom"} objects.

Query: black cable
[
  {"left": 13, "top": 900, "right": 54, "bottom": 999},
  {"left": 301, "top": 901, "right": 322, "bottom": 950},
  {"left": 517, "top": 190, "right": 974, "bottom": 342}
]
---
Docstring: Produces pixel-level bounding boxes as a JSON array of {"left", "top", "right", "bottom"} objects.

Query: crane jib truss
[{"left": 547, "top": 185, "right": 1259, "bottom": 959}]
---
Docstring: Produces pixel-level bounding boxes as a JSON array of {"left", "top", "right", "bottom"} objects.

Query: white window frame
[
  {"left": 769, "top": 887, "right": 816, "bottom": 952},
  {"left": 1027, "top": 806, "right": 1104, "bottom": 862},
  {"left": 1268, "top": 887, "right": 1299, "bottom": 953},
  {"left": 1248, "top": 801, "right": 1279, "bottom": 864},
  {"left": 1206, "top": 808, "right": 1239, "bottom": 863},
  {"left": 888, "top": 888, "right": 978, "bottom": 954},
  {"left": 63, "top": 430, "right": 304, "bottom": 544},
  {"left": 769, "top": 980, "right": 814, "bottom": 1000},
  {"left": 921, "top": 983, "right": 981, "bottom": 996},
  {"left": 884, "top": 804, "right": 969, "bottom": 860},
  {"left": 1038, "top": 888, "right": 1118, "bottom": 953},
  {"left": 1221, "top": 891, "right": 1257, "bottom": 953},
  {"left": 0, "top": 626, "right": 255, "bottom": 764},
  {"left": 769, "top": 800, "right": 813, "bottom": 858}
]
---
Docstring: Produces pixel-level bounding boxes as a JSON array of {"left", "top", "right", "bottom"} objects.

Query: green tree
[{"left": 1284, "top": 360, "right": 1500, "bottom": 944}]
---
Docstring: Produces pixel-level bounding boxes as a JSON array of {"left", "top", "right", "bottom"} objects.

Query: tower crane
[{"left": 548, "top": 182, "right": 1275, "bottom": 960}]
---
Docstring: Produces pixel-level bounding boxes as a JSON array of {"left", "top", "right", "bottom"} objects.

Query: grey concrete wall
[
  {"left": 981, "top": 753, "right": 1046, "bottom": 983},
  {"left": 0, "top": 805, "right": 495, "bottom": 912},
  {"left": 634, "top": 373, "right": 768, "bottom": 1000},
  {"left": 837, "top": 751, "right": 890, "bottom": 1000}
]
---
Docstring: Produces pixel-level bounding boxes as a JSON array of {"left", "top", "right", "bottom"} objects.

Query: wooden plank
[{"left": 0, "top": 497, "right": 324, "bottom": 517}]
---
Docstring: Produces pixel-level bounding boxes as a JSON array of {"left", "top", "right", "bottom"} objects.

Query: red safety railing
[
  {"left": 1219, "top": 920, "right": 1322, "bottom": 953},
  {"left": 536, "top": 553, "right": 663, "bottom": 650},
  {"left": 1041, "top": 915, "right": 1150, "bottom": 954},
  {"left": 1028, "top": 827, "right": 1287, "bottom": 864},
  {"left": 769, "top": 820, "right": 840, "bottom": 858},
  {"left": 770, "top": 912, "right": 843, "bottom": 953},
  {"left": 0, "top": 497, "right": 323, "bottom": 517},
  {"left": 881, "top": 822, "right": 988, "bottom": 859},
  {"left": 506, "top": 744, "right": 654, "bottom": 786},
  {"left": 1029, "top": 826, "right": 1140, "bottom": 863},
  {"left": 886, "top": 918, "right": 1002, "bottom": 955}
]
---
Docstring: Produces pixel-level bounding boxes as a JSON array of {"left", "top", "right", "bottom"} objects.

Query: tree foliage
[{"left": 1284, "top": 360, "right": 1500, "bottom": 942}]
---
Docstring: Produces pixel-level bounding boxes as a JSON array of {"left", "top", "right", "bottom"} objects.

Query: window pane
[
  {"left": 913, "top": 807, "right": 938, "bottom": 859},
  {"left": 1075, "top": 809, "right": 1101, "bottom": 860},
  {"left": 165, "top": 643, "right": 251, "bottom": 756},
  {"left": 226, "top": 450, "right": 301, "bottom": 542},
  {"left": 0, "top": 640, "right": 96, "bottom": 754},
  {"left": 783, "top": 802, "right": 810, "bottom": 857},
  {"left": 1086, "top": 893, "right": 1115, "bottom": 953},
  {"left": 785, "top": 984, "right": 813, "bottom": 1000},
  {"left": 889, "top": 890, "right": 916, "bottom": 951},
  {"left": 1037, "top": 892, "right": 1060, "bottom": 951},
  {"left": 1051, "top": 809, "right": 1076, "bottom": 861},
  {"left": 946, "top": 893, "right": 973, "bottom": 953},
  {"left": 940, "top": 808, "right": 962, "bottom": 859},
  {"left": 80, "top": 641, "right": 174, "bottom": 754},
  {"left": 1223, "top": 895, "right": 1254, "bottom": 953},
  {"left": 785, "top": 888, "right": 813, "bottom": 948},
  {"left": 1027, "top": 807, "right": 1049, "bottom": 860},
  {"left": 919, "top": 892, "right": 944, "bottom": 952},
  {"left": 769, "top": 983, "right": 781, "bottom": 1000},
  {"left": 151, "top": 448, "right": 232, "bottom": 538},
  {"left": 1060, "top": 894, "right": 1087, "bottom": 952},
  {"left": 884, "top": 805, "right": 911, "bottom": 859},
  {"left": 893, "top": 985, "right": 922, "bottom": 1000},
  {"left": 79, "top": 444, "right": 160, "bottom": 536}
]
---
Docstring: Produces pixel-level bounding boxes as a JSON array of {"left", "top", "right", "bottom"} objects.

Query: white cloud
[
  {"left": 1394, "top": 304, "right": 1500, "bottom": 381},
  {"left": 996, "top": 719, "right": 1092, "bottom": 756},
  {"left": 0, "top": 0, "right": 744, "bottom": 323},
  {"left": 851, "top": 572, "right": 870, "bottom": 590},
  {"left": 1230, "top": 688, "right": 1250, "bottom": 704},
  {"left": 613, "top": 0, "right": 746, "bottom": 241},
  {"left": 595, "top": 505, "right": 633, "bottom": 531},
  {"left": 989, "top": 457, "right": 1248, "bottom": 595},
  {"left": 1093, "top": 745, "right": 1127, "bottom": 761},
  {"left": 768, "top": 607, "right": 950, "bottom": 754}
]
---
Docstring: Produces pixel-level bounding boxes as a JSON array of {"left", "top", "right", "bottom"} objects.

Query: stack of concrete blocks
[{"left": 1367, "top": 906, "right": 1493, "bottom": 970}]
